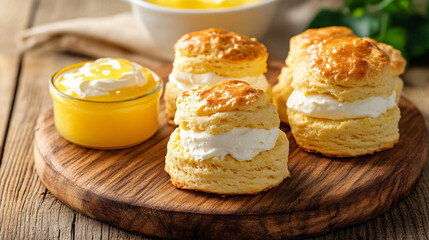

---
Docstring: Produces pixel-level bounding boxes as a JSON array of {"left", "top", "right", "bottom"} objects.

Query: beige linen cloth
[
  {"left": 20, "top": 13, "right": 169, "bottom": 69},
  {"left": 19, "top": 0, "right": 340, "bottom": 68}
]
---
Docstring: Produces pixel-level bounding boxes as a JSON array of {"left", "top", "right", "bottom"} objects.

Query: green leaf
[
  {"left": 308, "top": 9, "right": 343, "bottom": 29},
  {"left": 352, "top": 7, "right": 365, "bottom": 18},
  {"left": 345, "top": 0, "right": 366, "bottom": 12},
  {"left": 427, "top": 0, "right": 429, "bottom": 15},
  {"left": 368, "top": 0, "right": 384, "bottom": 4},
  {"left": 392, "top": 14, "right": 429, "bottom": 58},
  {"left": 398, "top": 0, "right": 411, "bottom": 10},
  {"left": 307, "top": 0, "right": 429, "bottom": 62},
  {"left": 383, "top": 1, "right": 404, "bottom": 13},
  {"left": 308, "top": 10, "right": 381, "bottom": 38},
  {"left": 342, "top": 12, "right": 381, "bottom": 37},
  {"left": 377, "top": 27, "right": 408, "bottom": 53},
  {"left": 406, "top": 21, "right": 429, "bottom": 57}
]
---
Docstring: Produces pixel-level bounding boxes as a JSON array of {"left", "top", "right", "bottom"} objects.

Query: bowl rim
[
  {"left": 124, "top": 0, "right": 279, "bottom": 14},
  {"left": 50, "top": 61, "right": 163, "bottom": 104}
]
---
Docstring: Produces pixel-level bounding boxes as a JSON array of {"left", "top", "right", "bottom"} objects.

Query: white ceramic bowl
[{"left": 125, "top": 0, "right": 279, "bottom": 60}]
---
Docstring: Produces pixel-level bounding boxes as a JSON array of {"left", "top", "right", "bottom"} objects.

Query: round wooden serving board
[{"left": 34, "top": 62, "right": 427, "bottom": 240}]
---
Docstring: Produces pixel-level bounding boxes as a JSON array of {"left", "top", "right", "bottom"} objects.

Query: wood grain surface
[
  {"left": 0, "top": 0, "right": 34, "bottom": 154},
  {"left": 33, "top": 62, "right": 427, "bottom": 240},
  {"left": 0, "top": 1, "right": 138, "bottom": 239},
  {"left": 1, "top": 0, "right": 429, "bottom": 239}
]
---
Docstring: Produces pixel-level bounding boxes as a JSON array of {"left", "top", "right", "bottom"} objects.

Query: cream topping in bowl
[{"left": 57, "top": 58, "right": 148, "bottom": 98}]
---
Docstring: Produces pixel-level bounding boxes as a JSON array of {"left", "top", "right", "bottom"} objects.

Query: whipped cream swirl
[
  {"left": 169, "top": 69, "right": 268, "bottom": 91},
  {"left": 287, "top": 90, "right": 397, "bottom": 119},
  {"left": 59, "top": 58, "right": 147, "bottom": 98},
  {"left": 179, "top": 127, "right": 279, "bottom": 161}
]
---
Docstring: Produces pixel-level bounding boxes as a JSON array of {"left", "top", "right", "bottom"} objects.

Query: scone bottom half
[
  {"left": 165, "top": 80, "right": 290, "bottom": 195},
  {"left": 288, "top": 107, "right": 400, "bottom": 158}
]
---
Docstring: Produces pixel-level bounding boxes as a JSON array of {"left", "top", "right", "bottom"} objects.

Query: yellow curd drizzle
[
  {"left": 50, "top": 58, "right": 162, "bottom": 149},
  {"left": 145, "top": 0, "right": 264, "bottom": 9}
]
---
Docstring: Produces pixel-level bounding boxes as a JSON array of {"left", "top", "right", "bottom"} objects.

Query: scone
[
  {"left": 272, "top": 26, "right": 407, "bottom": 124},
  {"left": 363, "top": 37, "right": 406, "bottom": 103},
  {"left": 272, "top": 26, "right": 356, "bottom": 124},
  {"left": 287, "top": 37, "right": 401, "bottom": 157},
  {"left": 165, "top": 80, "right": 289, "bottom": 195},
  {"left": 165, "top": 28, "right": 271, "bottom": 120}
]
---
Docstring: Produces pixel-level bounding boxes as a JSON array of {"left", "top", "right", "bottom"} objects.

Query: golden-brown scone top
[
  {"left": 286, "top": 26, "right": 356, "bottom": 67},
  {"left": 292, "top": 26, "right": 355, "bottom": 47},
  {"left": 307, "top": 37, "right": 391, "bottom": 88},
  {"left": 175, "top": 80, "right": 278, "bottom": 134},
  {"left": 363, "top": 37, "right": 406, "bottom": 76},
  {"left": 174, "top": 28, "right": 268, "bottom": 61},
  {"left": 177, "top": 80, "right": 267, "bottom": 116}
]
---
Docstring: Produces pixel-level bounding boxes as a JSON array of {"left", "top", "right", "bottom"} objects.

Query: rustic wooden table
[{"left": 0, "top": 0, "right": 428, "bottom": 239}]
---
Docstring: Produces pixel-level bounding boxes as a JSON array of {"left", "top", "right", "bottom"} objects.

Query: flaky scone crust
[
  {"left": 272, "top": 66, "right": 402, "bottom": 124},
  {"left": 173, "top": 53, "right": 267, "bottom": 77},
  {"left": 274, "top": 27, "right": 356, "bottom": 124},
  {"left": 363, "top": 37, "right": 406, "bottom": 76},
  {"left": 292, "top": 37, "right": 395, "bottom": 102},
  {"left": 308, "top": 37, "right": 390, "bottom": 85},
  {"left": 164, "top": 81, "right": 181, "bottom": 120},
  {"left": 173, "top": 28, "right": 268, "bottom": 77},
  {"left": 286, "top": 26, "right": 356, "bottom": 68},
  {"left": 165, "top": 128, "right": 289, "bottom": 195},
  {"left": 165, "top": 81, "right": 273, "bottom": 121},
  {"left": 174, "top": 80, "right": 279, "bottom": 134},
  {"left": 395, "top": 77, "right": 403, "bottom": 103},
  {"left": 272, "top": 67, "right": 294, "bottom": 124},
  {"left": 287, "top": 107, "right": 400, "bottom": 157},
  {"left": 175, "top": 28, "right": 267, "bottom": 61}
]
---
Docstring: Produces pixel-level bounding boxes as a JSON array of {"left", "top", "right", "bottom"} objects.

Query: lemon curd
[
  {"left": 145, "top": 0, "right": 264, "bottom": 9},
  {"left": 50, "top": 58, "right": 162, "bottom": 149}
]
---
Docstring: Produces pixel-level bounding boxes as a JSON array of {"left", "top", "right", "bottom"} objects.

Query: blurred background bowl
[{"left": 125, "top": 0, "right": 279, "bottom": 60}]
